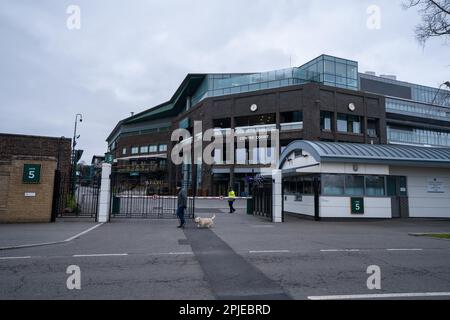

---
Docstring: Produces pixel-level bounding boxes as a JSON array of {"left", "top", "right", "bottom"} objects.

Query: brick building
[
  {"left": 0, "top": 133, "right": 72, "bottom": 175},
  {"left": 0, "top": 133, "right": 71, "bottom": 223},
  {"left": 106, "top": 54, "right": 449, "bottom": 196}
]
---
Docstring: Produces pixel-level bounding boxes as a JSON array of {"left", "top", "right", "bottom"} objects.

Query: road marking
[
  {"left": 65, "top": 223, "right": 104, "bottom": 242},
  {"left": 308, "top": 292, "right": 450, "bottom": 300},
  {"left": 0, "top": 256, "right": 31, "bottom": 260},
  {"left": 166, "top": 252, "right": 194, "bottom": 255},
  {"left": 73, "top": 253, "right": 128, "bottom": 258},
  {"left": 386, "top": 248, "right": 423, "bottom": 251},
  {"left": 320, "top": 249, "right": 361, "bottom": 252},
  {"left": 249, "top": 250, "right": 290, "bottom": 254},
  {"left": 250, "top": 225, "right": 275, "bottom": 228}
]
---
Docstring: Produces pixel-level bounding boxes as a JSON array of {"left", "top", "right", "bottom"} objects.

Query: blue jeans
[{"left": 177, "top": 206, "right": 186, "bottom": 226}]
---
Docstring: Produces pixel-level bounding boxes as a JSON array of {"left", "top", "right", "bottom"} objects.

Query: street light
[
  {"left": 431, "top": 81, "right": 450, "bottom": 105},
  {"left": 72, "top": 114, "right": 83, "bottom": 194}
]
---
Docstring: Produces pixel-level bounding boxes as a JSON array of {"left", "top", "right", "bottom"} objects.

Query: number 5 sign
[
  {"left": 351, "top": 197, "right": 364, "bottom": 214},
  {"left": 23, "top": 164, "right": 41, "bottom": 184}
]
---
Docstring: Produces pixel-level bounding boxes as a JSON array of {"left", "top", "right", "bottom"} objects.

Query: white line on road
[
  {"left": 65, "top": 223, "right": 104, "bottom": 242},
  {"left": 0, "top": 223, "right": 105, "bottom": 251},
  {"left": 73, "top": 253, "right": 128, "bottom": 258},
  {"left": 308, "top": 292, "right": 450, "bottom": 300},
  {"left": 386, "top": 248, "right": 423, "bottom": 251},
  {"left": 166, "top": 252, "right": 194, "bottom": 255},
  {"left": 249, "top": 250, "right": 290, "bottom": 254},
  {"left": 320, "top": 249, "right": 361, "bottom": 252},
  {"left": 0, "top": 256, "right": 31, "bottom": 260}
]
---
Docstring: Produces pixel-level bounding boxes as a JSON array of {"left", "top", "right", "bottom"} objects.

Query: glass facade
[
  {"left": 359, "top": 73, "right": 450, "bottom": 108},
  {"left": 191, "top": 69, "right": 320, "bottom": 107},
  {"left": 411, "top": 84, "right": 450, "bottom": 107},
  {"left": 189, "top": 55, "right": 360, "bottom": 108},
  {"left": 387, "top": 126, "right": 450, "bottom": 147},
  {"left": 299, "top": 55, "right": 359, "bottom": 90},
  {"left": 386, "top": 97, "right": 450, "bottom": 122}
]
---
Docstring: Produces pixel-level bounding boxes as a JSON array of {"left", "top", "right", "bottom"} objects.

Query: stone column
[{"left": 97, "top": 163, "right": 111, "bottom": 223}]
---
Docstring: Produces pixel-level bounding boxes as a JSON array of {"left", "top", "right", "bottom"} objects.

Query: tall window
[
  {"left": 281, "top": 111, "right": 303, "bottom": 130},
  {"left": 337, "top": 113, "right": 361, "bottom": 134},
  {"left": 131, "top": 147, "right": 139, "bottom": 155},
  {"left": 140, "top": 146, "right": 149, "bottom": 153},
  {"left": 320, "top": 111, "right": 333, "bottom": 131},
  {"left": 122, "top": 147, "right": 127, "bottom": 155},
  {"left": 345, "top": 175, "right": 364, "bottom": 196},
  {"left": 367, "top": 118, "right": 378, "bottom": 138},
  {"left": 159, "top": 144, "right": 168, "bottom": 152},
  {"left": 365, "top": 176, "right": 385, "bottom": 196},
  {"left": 322, "top": 174, "right": 345, "bottom": 195}
]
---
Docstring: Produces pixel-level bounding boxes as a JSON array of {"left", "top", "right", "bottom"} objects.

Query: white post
[
  {"left": 272, "top": 169, "right": 282, "bottom": 223},
  {"left": 97, "top": 163, "right": 111, "bottom": 223}
]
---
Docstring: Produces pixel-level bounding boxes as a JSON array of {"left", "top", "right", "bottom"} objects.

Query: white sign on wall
[{"left": 427, "top": 178, "right": 445, "bottom": 193}]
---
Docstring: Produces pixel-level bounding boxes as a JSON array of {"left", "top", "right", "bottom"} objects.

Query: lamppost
[
  {"left": 431, "top": 81, "right": 450, "bottom": 105},
  {"left": 72, "top": 114, "right": 83, "bottom": 194}
]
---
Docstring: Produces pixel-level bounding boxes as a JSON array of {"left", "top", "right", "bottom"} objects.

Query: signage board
[
  {"left": 23, "top": 164, "right": 41, "bottom": 184},
  {"left": 427, "top": 178, "right": 445, "bottom": 193},
  {"left": 351, "top": 197, "right": 364, "bottom": 214},
  {"left": 105, "top": 153, "right": 114, "bottom": 164}
]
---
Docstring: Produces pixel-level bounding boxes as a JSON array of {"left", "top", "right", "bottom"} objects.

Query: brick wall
[
  {"left": 0, "top": 156, "right": 57, "bottom": 223},
  {"left": 0, "top": 133, "right": 71, "bottom": 176}
]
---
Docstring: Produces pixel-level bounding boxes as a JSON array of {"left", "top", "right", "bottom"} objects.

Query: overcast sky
[{"left": 0, "top": 0, "right": 449, "bottom": 162}]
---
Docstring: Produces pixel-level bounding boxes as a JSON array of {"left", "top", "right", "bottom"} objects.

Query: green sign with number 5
[
  {"left": 23, "top": 164, "right": 41, "bottom": 184},
  {"left": 351, "top": 197, "right": 364, "bottom": 214}
]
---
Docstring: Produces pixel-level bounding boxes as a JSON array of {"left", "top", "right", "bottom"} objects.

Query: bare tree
[{"left": 403, "top": 0, "right": 450, "bottom": 45}]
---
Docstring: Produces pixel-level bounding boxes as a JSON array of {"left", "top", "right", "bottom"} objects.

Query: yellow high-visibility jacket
[{"left": 228, "top": 190, "right": 236, "bottom": 200}]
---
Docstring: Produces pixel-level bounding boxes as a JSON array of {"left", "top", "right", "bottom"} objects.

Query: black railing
[
  {"left": 52, "top": 172, "right": 100, "bottom": 219},
  {"left": 110, "top": 172, "right": 195, "bottom": 219}
]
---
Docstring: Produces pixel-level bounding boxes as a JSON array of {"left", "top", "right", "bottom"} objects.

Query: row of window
[
  {"left": 387, "top": 126, "right": 450, "bottom": 147},
  {"left": 283, "top": 174, "right": 391, "bottom": 197},
  {"left": 125, "top": 144, "right": 168, "bottom": 155},
  {"left": 320, "top": 112, "right": 364, "bottom": 134},
  {"left": 386, "top": 98, "right": 450, "bottom": 121},
  {"left": 213, "top": 111, "right": 370, "bottom": 136},
  {"left": 359, "top": 73, "right": 450, "bottom": 107}
]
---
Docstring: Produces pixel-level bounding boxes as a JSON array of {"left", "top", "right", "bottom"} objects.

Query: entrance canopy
[{"left": 279, "top": 141, "right": 450, "bottom": 169}]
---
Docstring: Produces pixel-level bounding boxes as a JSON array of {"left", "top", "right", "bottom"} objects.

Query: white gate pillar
[
  {"left": 272, "top": 169, "right": 282, "bottom": 223},
  {"left": 97, "top": 163, "right": 111, "bottom": 223}
]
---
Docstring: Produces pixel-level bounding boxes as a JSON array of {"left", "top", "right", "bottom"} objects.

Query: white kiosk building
[{"left": 278, "top": 141, "right": 450, "bottom": 220}]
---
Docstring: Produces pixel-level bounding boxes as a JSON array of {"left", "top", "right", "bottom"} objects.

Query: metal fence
[
  {"left": 252, "top": 179, "right": 273, "bottom": 220},
  {"left": 52, "top": 172, "right": 100, "bottom": 219},
  {"left": 110, "top": 172, "right": 195, "bottom": 219}
]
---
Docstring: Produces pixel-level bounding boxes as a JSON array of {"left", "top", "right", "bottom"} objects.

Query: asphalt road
[{"left": 1, "top": 211, "right": 450, "bottom": 300}]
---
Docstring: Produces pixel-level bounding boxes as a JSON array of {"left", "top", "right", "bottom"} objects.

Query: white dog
[{"left": 195, "top": 215, "right": 216, "bottom": 228}]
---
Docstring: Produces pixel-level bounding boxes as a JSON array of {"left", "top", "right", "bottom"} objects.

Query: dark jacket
[{"left": 177, "top": 188, "right": 187, "bottom": 209}]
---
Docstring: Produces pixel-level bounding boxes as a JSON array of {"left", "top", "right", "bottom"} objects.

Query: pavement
[{"left": 1, "top": 208, "right": 450, "bottom": 300}]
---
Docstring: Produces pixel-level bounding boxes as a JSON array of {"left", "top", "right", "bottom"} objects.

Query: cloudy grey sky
[{"left": 0, "top": 0, "right": 449, "bottom": 162}]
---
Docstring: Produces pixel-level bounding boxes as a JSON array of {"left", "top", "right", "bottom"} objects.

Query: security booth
[{"left": 279, "top": 141, "right": 450, "bottom": 220}]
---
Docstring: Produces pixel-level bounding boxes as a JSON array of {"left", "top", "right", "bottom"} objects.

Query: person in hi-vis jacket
[{"left": 228, "top": 189, "right": 236, "bottom": 213}]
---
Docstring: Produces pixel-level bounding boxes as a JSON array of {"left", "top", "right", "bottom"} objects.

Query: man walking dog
[{"left": 176, "top": 182, "right": 187, "bottom": 228}]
